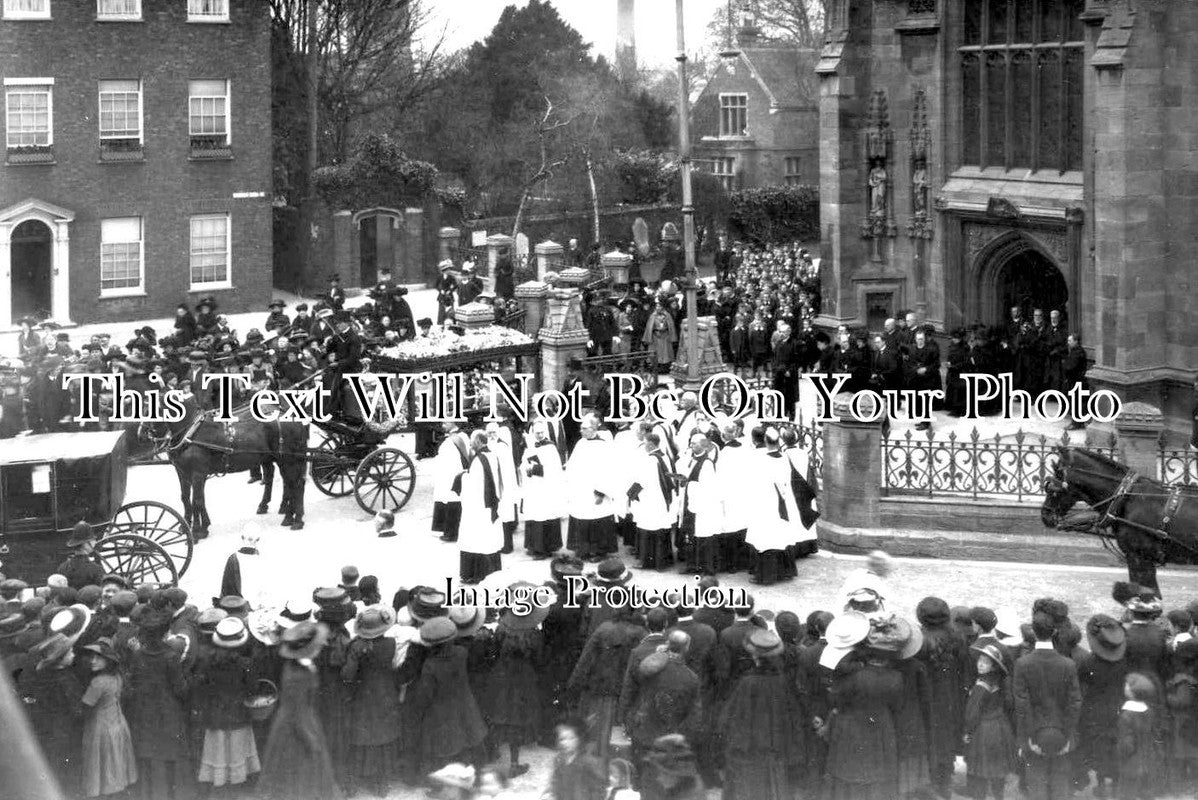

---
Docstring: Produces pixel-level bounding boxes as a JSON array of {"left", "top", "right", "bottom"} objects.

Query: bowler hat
[
  {"left": 66, "top": 521, "right": 94, "bottom": 548},
  {"left": 1085, "top": 614, "right": 1127, "bottom": 662},
  {"left": 418, "top": 616, "right": 457, "bottom": 647},
  {"left": 279, "top": 621, "right": 329, "bottom": 660},
  {"left": 213, "top": 617, "right": 249, "bottom": 649}
]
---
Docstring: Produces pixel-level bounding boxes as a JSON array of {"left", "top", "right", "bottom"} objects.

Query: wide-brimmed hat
[
  {"left": 276, "top": 598, "right": 314, "bottom": 630},
  {"left": 66, "top": 521, "right": 94, "bottom": 548},
  {"left": 408, "top": 589, "right": 448, "bottom": 623},
  {"left": 971, "top": 641, "right": 1009, "bottom": 674},
  {"left": 47, "top": 604, "right": 92, "bottom": 644},
  {"left": 279, "top": 621, "right": 329, "bottom": 660},
  {"left": 32, "top": 633, "right": 75, "bottom": 669},
  {"left": 448, "top": 605, "right": 485, "bottom": 639},
  {"left": 196, "top": 607, "right": 227, "bottom": 633},
  {"left": 1126, "top": 595, "right": 1163, "bottom": 617},
  {"left": 313, "top": 586, "right": 354, "bottom": 623},
  {"left": 1086, "top": 614, "right": 1127, "bottom": 662},
  {"left": 867, "top": 616, "right": 921, "bottom": 659},
  {"left": 428, "top": 763, "right": 475, "bottom": 790},
  {"left": 745, "top": 628, "right": 784, "bottom": 659},
  {"left": 418, "top": 616, "right": 457, "bottom": 647},
  {"left": 213, "top": 617, "right": 249, "bottom": 649},
  {"left": 596, "top": 558, "right": 632, "bottom": 585},
  {"left": 354, "top": 607, "right": 394, "bottom": 640},
  {"left": 217, "top": 595, "right": 250, "bottom": 617},
  {"left": 499, "top": 582, "right": 552, "bottom": 631},
  {"left": 820, "top": 610, "right": 871, "bottom": 669}
]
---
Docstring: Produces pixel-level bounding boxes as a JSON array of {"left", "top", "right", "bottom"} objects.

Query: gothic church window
[{"left": 959, "top": 0, "right": 1084, "bottom": 173}]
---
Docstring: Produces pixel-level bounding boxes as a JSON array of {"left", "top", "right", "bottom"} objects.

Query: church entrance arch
[{"left": 975, "top": 232, "right": 1069, "bottom": 328}]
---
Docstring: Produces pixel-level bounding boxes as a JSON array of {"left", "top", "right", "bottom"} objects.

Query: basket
[{"left": 243, "top": 679, "right": 278, "bottom": 722}]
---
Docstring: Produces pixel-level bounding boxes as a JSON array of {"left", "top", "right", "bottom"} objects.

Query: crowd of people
[
  {"left": 6, "top": 528, "right": 1198, "bottom": 800},
  {"left": 428, "top": 392, "right": 821, "bottom": 590}
]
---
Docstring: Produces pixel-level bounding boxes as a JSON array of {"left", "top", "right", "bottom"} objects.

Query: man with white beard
[
  {"left": 519, "top": 420, "right": 566, "bottom": 559},
  {"left": 679, "top": 431, "right": 723, "bottom": 575},
  {"left": 486, "top": 421, "right": 520, "bottom": 554},
  {"left": 716, "top": 418, "right": 754, "bottom": 573},
  {"left": 431, "top": 420, "right": 470, "bottom": 542},
  {"left": 459, "top": 429, "right": 505, "bottom": 585},
  {"left": 565, "top": 413, "right": 618, "bottom": 562},
  {"left": 626, "top": 431, "right": 680, "bottom": 570},
  {"left": 745, "top": 428, "right": 800, "bottom": 585}
]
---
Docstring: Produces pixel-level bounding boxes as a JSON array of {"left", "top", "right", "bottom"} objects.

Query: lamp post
[{"left": 674, "top": 0, "right": 700, "bottom": 390}]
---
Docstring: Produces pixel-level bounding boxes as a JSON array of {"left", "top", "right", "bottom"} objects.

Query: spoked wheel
[
  {"left": 95, "top": 534, "right": 179, "bottom": 586},
  {"left": 109, "top": 500, "right": 194, "bottom": 578},
  {"left": 311, "top": 432, "right": 355, "bottom": 497},
  {"left": 353, "top": 447, "right": 416, "bottom": 514}
]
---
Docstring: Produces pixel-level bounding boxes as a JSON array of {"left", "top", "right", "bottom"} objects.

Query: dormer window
[{"left": 719, "top": 94, "right": 748, "bottom": 137}]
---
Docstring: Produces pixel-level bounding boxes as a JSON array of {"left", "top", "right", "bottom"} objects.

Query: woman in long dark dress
[
  {"left": 1078, "top": 614, "right": 1130, "bottom": 798},
  {"left": 259, "top": 621, "right": 344, "bottom": 800},
  {"left": 483, "top": 604, "right": 546, "bottom": 778},
  {"left": 915, "top": 596, "right": 972, "bottom": 799},
  {"left": 544, "top": 717, "right": 607, "bottom": 800},
  {"left": 341, "top": 607, "right": 403, "bottom": 797},
  {"left": 123, "top": 607, "right": 193, "bottom": 800},
  {"left": 891, "top": 628, "right": 933, "bottom": 798},
  {"left": 313, "top": 587, "right": 356, "bottom": 790},
  {"left": 718, "top": 629, "right": 807, "bottom": 800},
  {"left": 21, "top": 632, "right": 85, "bottom": 796},
  {"left": 963, "top": 643, "right": 1017, "bottom": 800}
]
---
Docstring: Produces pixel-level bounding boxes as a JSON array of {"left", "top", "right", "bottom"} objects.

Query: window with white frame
[
  {"left": 187, "top": 0, "right": 227, "bottom": 21},
  {"left": 98, "top": 80, "right": 141, "bottom": 146},
  {"left": 784, "top": 156, "right": 802, "bottom": 185},
  {"left": 97, "top": 0, "right": 139, "bottom": 19},
  {"left": 5, "top": 83, "right": 52, "bottom": 148},
  {"left": 3, "top": 0, "right": 50, "bottom": 19},
  {"left": 190, "top": 214, "right": 230, "bottom": 287},
  {"left": 188, "top": 80, "right": 229, "bottom": 146},
  {"left": 719, "top": 94, "right": 748, "bottom": 137},
  {"left": 706, "top": 157, "right": 736, "bottom": 191},
  {"left": 100, "top": 217, "right": 143, "bottom": 294}
]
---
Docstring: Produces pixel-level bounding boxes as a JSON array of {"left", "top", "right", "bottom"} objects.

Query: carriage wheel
[
  {"left": 353, "top": 447, "right": 416, "bottom": 514},
  {"left": 311, "top": 432, "right": 355, "bottom": 497},
  {"left": 109, "top": 500, "right": 194, "bottom": 578},
  {"left": 95, "top": 534, "right": 179, "bottom": 586}
]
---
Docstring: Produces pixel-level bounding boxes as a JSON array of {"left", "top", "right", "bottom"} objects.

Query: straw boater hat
[
  {"left": 276, "top": 598, "right": 314, "bottom": 631},
  {"left": 353, "top": 607, "right": 394, "bottom": 640},
  {"left": 1085, "top": 614, "right": 1127, "bottom": 662},
  {"left": 213, "top": 617, "right": 249, "bottom": 649},
  {"left": 499, "top": 582, "right": 552, "bottom": 632},
  {"left": 448, "top": 605, "right": 486, "bottom": 639},
  {"left": 408, "top": 589, "right": 448, "bottom": 624},
  {"left": 196, "top": 607, "right": 228, "bottom": 636},
  {"left": 279, "top": 621, "right": 329, "bottom": 660}
]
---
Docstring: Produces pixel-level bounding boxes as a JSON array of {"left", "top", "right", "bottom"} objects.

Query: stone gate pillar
[
  {"left": 1114, "top": 401, "right": 1165, "bottom": 479},
  {"left": 515, "top": 280, "right": 549, "bottom": 338},
  {"left": 534, "top": 240, "right": 564, "bottom": 281},
  {"left": 538, "top": 287, "right": 589, "bottom": 392},
  {"left": 600, "top": 250, "right": 633, "bottom": 286},
  {"left": 819, "top": 393, "right": 884, "bottom": 535},
  {"left": 439, "top": 226, "right": 459, "bottom": 264}
]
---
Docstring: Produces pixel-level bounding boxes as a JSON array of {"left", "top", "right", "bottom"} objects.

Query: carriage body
[{"left": 0, "top": 430, "right": 191, "bottom": 585}]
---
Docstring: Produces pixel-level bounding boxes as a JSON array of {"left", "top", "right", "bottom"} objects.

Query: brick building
[
  {"left": 692, "top": 24, "right": 819, "bottom": 192},
  {"left": 0, "top": 0, "right": 272, "bottom": 327},
  {"left": 816, "top": 0, "right": 1198, "bottom": 434}
]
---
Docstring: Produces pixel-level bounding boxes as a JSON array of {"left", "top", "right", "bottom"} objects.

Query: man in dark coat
[
  {"left": 622, "top": 632, "right": 702, "bottom": 774},
  {"left": 771, "top": 325, "right": 799, "bottom": 418},
  {"left": 620, "top": 608, "right": 672, "bottom": 718},
  {"left": 869, "top": 334, "right": 903, "bottom": 393},
  {"left": 670, "top": 605, "right": 720, "bottom": 785},
  {"left": 264, "top": 299, "right": 290, "bottom": 333},
  {"left": 390, "top": 287, "right": 416, "bottom": 339},
  {"left": 326, "top": 274, "right": 346, "bottom": 307},
  {"left": 1013, "top": 612, "right": 1082, "bottom": 800},
  {"left": 904, "top": 330, "right": 942, "bottom": 430},
  {"left": 457, "top": 265, "right": 483, "bottom": 305},
  {"left": 57, "top": 522, "right": 105, "bottom": 590},
  {"left": 713, "top": 597, "right": 763, "bottom": 701},
  {"left": 584, "top": 294, "right": 618, "bottom": 356},
  {"left": 1063, "top": 335, "right": 1089, "bottom": 430},
  {"left": 1043, "top": 309, "right": 1069, "bottom": 392}
]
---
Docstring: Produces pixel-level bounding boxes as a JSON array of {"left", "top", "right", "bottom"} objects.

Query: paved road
[{"left": 130, "top": 447, "right": 1198, "bottom": 800}]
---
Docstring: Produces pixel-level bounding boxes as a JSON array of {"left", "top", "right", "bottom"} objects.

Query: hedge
[{"left": 727, "top": 184, "right": 820, "bottom": 245}]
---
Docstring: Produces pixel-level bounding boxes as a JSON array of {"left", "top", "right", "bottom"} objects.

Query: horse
[
  {"left": 141, "top": 397, "right": 309, "bottom": 536},
  {"left": 1040, "top": 447, "right": 1198, "bottom": 594}
]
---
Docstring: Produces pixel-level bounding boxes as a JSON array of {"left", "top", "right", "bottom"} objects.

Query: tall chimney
[{"left": 616, "top": 0, "right": 637, "bottom": 83}]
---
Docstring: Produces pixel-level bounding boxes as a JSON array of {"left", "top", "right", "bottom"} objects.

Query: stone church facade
[{"left": 815, "top": 0, "right": 1198, "bottom": 433}]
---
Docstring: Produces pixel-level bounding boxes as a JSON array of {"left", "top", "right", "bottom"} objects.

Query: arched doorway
[
  {"left": 11, "top": 219, "right": 53, "bottom": 320},
  {"left": 994, "top": 248, "right": 1069, "bottom": 325}
]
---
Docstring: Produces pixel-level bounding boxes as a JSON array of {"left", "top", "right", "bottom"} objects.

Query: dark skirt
[
  {"left": 826, "top": 776, "right": 895, "bottom": 800},
  {"left": 636, "top": 528, "right": 674, "bottom": 570},
  {"left": 789, "top": 539, "right": 819, "bottom": 559},
  {"left": 751, "top": 548, "right": 796, "bottom": 584},
  {"left": 431, "top": 501, "right": 461, "bottom": 538},
  {"left": 723, "top": 753, "right": 792, "bottom": 800},
  {"left": 568, "top": 517, "right": 614, "bottom": 560},
  {"left": 349, "top": 740, "right": 402, "bottom": 783},
  {"left": 896, "top": 753, "right": 931, "bottom": 797},
  {"left": 618, "top": 515, "right": 637, "bottom": 549},
  {"left": 524, "top": 519, "right": 562, "bottom": 556},
  {"left": 459, "top": 551, "right": 501, "bottom": 584}
]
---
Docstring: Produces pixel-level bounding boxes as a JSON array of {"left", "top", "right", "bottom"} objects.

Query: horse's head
[
  {"left": 138, "top": 391, "right": 198, "bottom": 449},
  {"left": 1041, "top": 449, "right": 1083, "bottom": 528}
]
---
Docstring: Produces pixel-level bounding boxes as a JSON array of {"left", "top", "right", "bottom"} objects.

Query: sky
[{"left": 421, "top": 0, "right": 727, "bottom": 68}]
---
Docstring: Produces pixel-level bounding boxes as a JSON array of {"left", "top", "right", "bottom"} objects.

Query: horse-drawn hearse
[{"left": 0, "top": 430, "right": 192, "bottom": 586}]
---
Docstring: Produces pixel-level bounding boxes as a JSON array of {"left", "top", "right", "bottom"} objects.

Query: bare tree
[
  {"left": 510, "top": 97, "right": 575, "bottom": 241},
  {"left": 707, "top": 0, "right": 830, "bottom": 50}
]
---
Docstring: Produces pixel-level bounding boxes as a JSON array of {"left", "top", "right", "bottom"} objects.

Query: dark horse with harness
[
  {"left": 141, "top": 395, "right": 309, "bottom": 536},
  {"left": 1041, "top": 447, "right": 1198, "bottom": 594}
]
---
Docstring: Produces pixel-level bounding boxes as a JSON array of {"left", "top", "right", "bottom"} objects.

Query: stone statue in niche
[
  {"left": 860, "top": 90, "right": 896, "bottom": 259},
  {"left": 907, "top": 88, "right": 933, "bottom": 240},
  {"left": 912, "top": 166, "right": 928, "bottom": 214},
  {"left": 869, "top": 165, "right": 888, "bottom": 216}
]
